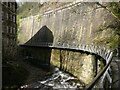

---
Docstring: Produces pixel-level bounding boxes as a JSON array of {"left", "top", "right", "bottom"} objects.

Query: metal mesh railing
[{"left": 20, "top": 42, "right": 113, "bottom": 89}]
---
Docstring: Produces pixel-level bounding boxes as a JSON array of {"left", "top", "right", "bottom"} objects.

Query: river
[{"left": 20, "top": 67, "right": 85, "bottom": 89}]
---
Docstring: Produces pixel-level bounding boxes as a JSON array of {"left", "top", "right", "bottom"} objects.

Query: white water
[{"left": 34, "top": 67, "right": 85, "bottom": 89}]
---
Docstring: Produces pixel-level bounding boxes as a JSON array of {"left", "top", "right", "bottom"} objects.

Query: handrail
[
  {"left": 20, "top": 42, "right": 113, "bottom": 89},
  {"left": 20, "top": 42, "right": 111, "bottom": 59},
  {"left": 84, "top": 52, "right": 113, "bottom": 89}
]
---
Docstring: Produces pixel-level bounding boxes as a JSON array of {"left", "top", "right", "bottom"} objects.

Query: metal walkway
[{"left": 20, "top": 42, "right": 114, "bottom": 89}]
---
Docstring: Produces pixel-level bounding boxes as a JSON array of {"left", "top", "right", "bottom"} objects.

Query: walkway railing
[{"left": 20, "top": 42, "right": 113, "bottom": 89}]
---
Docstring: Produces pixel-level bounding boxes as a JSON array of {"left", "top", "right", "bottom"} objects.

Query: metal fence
[{"left": 20, "top": 42, "right": 113, "bottom": 89}]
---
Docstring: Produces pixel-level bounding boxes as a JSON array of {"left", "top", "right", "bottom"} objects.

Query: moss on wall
[
  {"left": 20, "top": 47, "right": 105, "bottom": 85},
  {"left": 37, "top": 15, "right": 41, "bottom": 21},
  {"left": 94, "top": 20, "right": 120, "bottom": 50},
  {"left": 50, "top": 49, "right": 104, "bottom": 85},
  {"left": 18, "top": 2, "right": 119, "bottom": 51},
  {"left": 18, "top": 2, "right": 114, "bottom": 85}
]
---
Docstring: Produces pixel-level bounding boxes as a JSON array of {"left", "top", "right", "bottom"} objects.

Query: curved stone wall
[
  {"left": 18, "top": 2, "right": 115, "bottom": 46},
  {"left": 18, "top": 2, "right": 115, "bottom": 85}
]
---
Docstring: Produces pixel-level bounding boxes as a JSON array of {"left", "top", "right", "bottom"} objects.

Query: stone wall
[
  {"left": 50, "top": 49, "right": 104, "bottom": 84},
  {"left": 18, "top": 2, "right": 115, "bottom": 47},
  {"left": 18, "top": 2, "right": 113, "bottom": 85},
  {"left": 20, "top": 46, "right": 104, "bottom": 84}
]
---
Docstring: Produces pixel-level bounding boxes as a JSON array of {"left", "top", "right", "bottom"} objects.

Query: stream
[{"left": 29, "top": 67, "right": 85, "bottom": 89}]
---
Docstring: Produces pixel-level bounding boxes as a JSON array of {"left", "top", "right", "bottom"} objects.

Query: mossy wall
[
  {"left": 20, "top": 47, "right": 104, "bottom": 85},
  {"left": 50, "top": 49, "right": 104, "bottom": 84},
  {"left": 18, "top": 3, "right": 117, "bottom": 49},
  {"left": 18, "top": 2, "right": 112, "bottom": 85}
]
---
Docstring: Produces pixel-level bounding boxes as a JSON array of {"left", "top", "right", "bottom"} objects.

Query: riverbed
[{"left": 20, "top": 66, "right": 85, "bottom": 89}]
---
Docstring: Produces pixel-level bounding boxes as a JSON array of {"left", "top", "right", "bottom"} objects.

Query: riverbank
[
  {"left": 20, "top": 66, "right": 85, "bottom": 89},
  {"left": 2, "top": 57, "right": 50, "bottom": 89},
  {"left": 17, "top": 59, "right": 50, "bottom": 88},
  {"left": 2, "top": 60, "right": 29, "bottom": 89}
]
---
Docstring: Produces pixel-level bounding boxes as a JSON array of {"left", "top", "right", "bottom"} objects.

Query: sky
[
  {"left": 16, "top": 0, "right": 24, "bottom": 6},
  {"left": 15, "top": 0, "right": 44, "bottom": 6}
]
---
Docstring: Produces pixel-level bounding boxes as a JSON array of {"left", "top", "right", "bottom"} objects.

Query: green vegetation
[
  {"left": 94, "top": 2, "right": 120, "bottom": 50},
  {"left": 37, "top": 15, "right": 41, "bottom": 21},
  {"left": 107, "top": 34, "right": 119, "bottom": 49},
  {"left": 17, "top": 2, "right": 70, "bottom": 19},
  {"left": 17, "top": 2, "right": 44, "bottom": 19},
  {"left": 109, "top": 2, "right": 120, "bottom": 20},
  {"left": 97, "top": 2, "right": 120, "bottom": 21},
  {"left": 17, "top": 16, "right": 22, "bottom": 31},
  {"left": 95, "top": 23, "right": 120, "bottom": 50},
  {"left": 17, "top": 16, "right": 22, "bottom": 42}
]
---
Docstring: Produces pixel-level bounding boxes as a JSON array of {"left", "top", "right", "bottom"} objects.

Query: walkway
[{"left": 20, "top": 42, "right": 113, "bottom": 89}]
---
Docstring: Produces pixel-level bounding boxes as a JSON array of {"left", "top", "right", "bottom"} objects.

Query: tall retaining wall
[
  {"left": 50, "top": 49, "right": 104, "bottom": 84},
  {"left": 18, "top": 2, "right": 115, "bottom": 46},
  {"left": 18, "top": 2, "right": 114, "bottom": 85}
]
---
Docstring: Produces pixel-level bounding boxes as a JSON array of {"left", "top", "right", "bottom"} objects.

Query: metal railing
[{"left": 20, "top": 42, "right": 113, "bottom": 89}]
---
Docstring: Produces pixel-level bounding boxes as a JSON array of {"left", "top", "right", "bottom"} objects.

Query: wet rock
[{"left": 37, "top": 69, "right": 85, "bottom": 89}]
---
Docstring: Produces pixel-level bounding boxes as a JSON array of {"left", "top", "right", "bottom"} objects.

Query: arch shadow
[
  {"left": 22, "top": 25, "right": 54, "bottom": 70},
  {"left": 25, "top": 25, "right": 54, "bottom": 45}
]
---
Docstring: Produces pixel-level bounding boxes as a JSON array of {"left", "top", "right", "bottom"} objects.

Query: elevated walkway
[{"left": 20, "top": 42, "right": 114, "bottom": 89}]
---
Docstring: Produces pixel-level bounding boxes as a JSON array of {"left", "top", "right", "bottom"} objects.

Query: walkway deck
[{"left": 20, "top": 42, "right": 114, "bottom": 89}]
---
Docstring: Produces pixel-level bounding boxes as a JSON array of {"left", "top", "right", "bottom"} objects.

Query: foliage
[
  {"left": 17, "top": 17, "right": 21, "bottom": 29},
  {"left": 17, "top": 2, "right": 44, "bottom": 18},
  {"left": 106, "top": 35, "right": 119, "bottom": 49},
  {"left": 97, "top": 2, "right": 120, "bottom": 21},
  {"left": 95, "top": 22, "right": 120, "bottom": 49},
  {"left": 37, "top": 15, "right": 41, "bottom": 21},
  {"left": 95, "top": 2, "right": 120, "bottom": 50},
  {"left": 97, "top": 24, "right": 108, "bottom": 32},
  {"left": 108, "top": 2, "right": 120, "bottom": 19}
]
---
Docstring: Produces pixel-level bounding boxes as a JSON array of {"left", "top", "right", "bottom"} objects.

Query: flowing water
[{"left": 33, "top": 67, "right": 85, "bottom": 89}]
